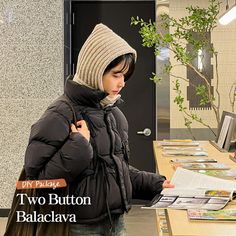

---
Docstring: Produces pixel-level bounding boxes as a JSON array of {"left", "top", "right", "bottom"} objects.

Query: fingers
[
  {"left": 70, "top": 123, "right": 78, "bottom": 133},
  {"left": 70, "top": 120, "right": 90, "bottom": 142},
  {"left": 76, "top": 120, "right": 87, "bottom": 128},
  {"left": 71, "top": 120, "right": 87, "bottom": 131},
  {"left": 163, "top": 180, "right": 175, "bottom": 189}
]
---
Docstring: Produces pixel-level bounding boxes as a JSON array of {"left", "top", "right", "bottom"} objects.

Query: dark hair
[{"left": 103, "top": 53, "right": 135, "bottom": 81}]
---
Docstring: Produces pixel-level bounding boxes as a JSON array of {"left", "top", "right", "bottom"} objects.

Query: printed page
[
  {"left": 170, "top": 158, "right": 217, "bottom": 163},
  {"left": 159, "top": 141, "right": 199, "bottom": 146},
  {"left": 162, "top": 168, "right": 236, "bottom": 196},
  {"left": 187, "top": 209, "right": 236, "bottom": 221},
  {"left": 161, "top": 188, "right": 207, "bottom": 197},
  {"left": 163, "top": 146, "right": 204, "bottom": 151},
  {"left": 163, "top": 139, "right": 193, "bottom": 142},
  {"left": 194, "top": 169, "right": 236, "bottom": 178},
  {"left": 172, "top": 163, "right": 229, "bottom": 170},
  {"left": 143, "top": 194, "right": 229, "bottom": 210},
  {"left": 163, "top": 150, "right": 208, "bottom": 156}
]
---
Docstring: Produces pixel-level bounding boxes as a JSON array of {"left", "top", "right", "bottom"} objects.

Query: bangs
[
  {"left": 117, "top": 55, "right": 135, "bottom": 81},
  {"left": 104, "top": 53, "right": 135, "bottom": 81}
]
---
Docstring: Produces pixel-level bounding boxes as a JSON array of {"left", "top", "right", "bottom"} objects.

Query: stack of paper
[{"left": 160, "top": 140, "right": 208, "bottom": 156}]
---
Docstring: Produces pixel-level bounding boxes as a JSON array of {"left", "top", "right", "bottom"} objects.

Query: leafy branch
[
  {"left": 131, "top": 0, "right": 227, "bottom": 135},
  {"left": 173, "top": 80, "right": 216, "bottom": 136}
]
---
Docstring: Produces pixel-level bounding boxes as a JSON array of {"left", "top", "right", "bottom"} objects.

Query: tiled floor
[
  {"left": 124, "top": 205, "right": 157, "bottom": 236},
  {"left": 0, "top": 205, "right": 157, "bottom": 236}
]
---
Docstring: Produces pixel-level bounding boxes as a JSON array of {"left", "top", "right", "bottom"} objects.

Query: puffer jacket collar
[
  {"left": 64, "top": 76, "right": 124, "bottom": 109},
  {"left": 64, "top": 76, "right": 108, "bottom": 108}
]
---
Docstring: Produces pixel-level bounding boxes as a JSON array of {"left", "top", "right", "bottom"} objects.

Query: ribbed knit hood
[{"left": 73, "top": 23, "right": 137, "bottom": 92}]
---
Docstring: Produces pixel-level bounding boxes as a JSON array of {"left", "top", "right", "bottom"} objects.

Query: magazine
[
  {"left": 187, "top": 209, "right": 236, "bottom": 221},
  {"left": 193, "top": 169, "right": 236, "bottom": 179},
  {"left": 163, "top": 139, "right": 193, "bottom": 142},
  {"left": 142, "top": 194, "right": 230, "bottom": 210},
  {"left": 172, "top": 163, "right": 230, "bottom": 170},
  {"left": 170, "top": 158, "right": 217, "bottom": 163},
  {"left": 142, "top": 168, "right": 236, "bottom": 210},
  {"left": 159, "top": 140, "right": 200, "bottom": 147},
  {"left": 163, "top": 146, "right": 204, "bottom": 151},
  {"left": 163, "top": 150, "right": 208, "bottom": 156}
]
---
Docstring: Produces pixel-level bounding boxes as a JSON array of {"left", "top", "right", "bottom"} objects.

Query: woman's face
[{"left": 102, "top": 61, "right": 128, "bottom": 97}]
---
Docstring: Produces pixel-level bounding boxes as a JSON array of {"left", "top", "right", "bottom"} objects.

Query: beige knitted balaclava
[{"left": 73, "top": 23, "right": 137, "bottom": 106}]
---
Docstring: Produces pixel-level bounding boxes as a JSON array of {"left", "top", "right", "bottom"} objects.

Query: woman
[{"left": 24, "top": 23, "right": 173, "bottom": 236}]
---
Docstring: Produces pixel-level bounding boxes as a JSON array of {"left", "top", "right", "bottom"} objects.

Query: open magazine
[
  {"left": 171, "top": 163, "right": 230, "bottom": 170},
  {"left": 187, "top": 209, "right": 236, "bottom": 221},
  {"left": 193, "top": 169, "right": 236, "bottom": 179},
  {"left": 142, "top": 168, "right": 236, "bottom": 210}
]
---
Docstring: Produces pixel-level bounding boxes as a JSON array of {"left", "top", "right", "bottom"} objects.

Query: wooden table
[{"left": 153, "top": 141, "right": 236, "bottom": 236}]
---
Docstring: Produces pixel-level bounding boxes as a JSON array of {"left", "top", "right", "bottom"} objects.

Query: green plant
[{"left": 131, "top": 0, "right": 235, "bottom": 137}]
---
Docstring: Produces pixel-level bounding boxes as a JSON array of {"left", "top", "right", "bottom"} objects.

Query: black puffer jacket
[{"left": 24, "top": 78, "right": 166, "bottom": 223}]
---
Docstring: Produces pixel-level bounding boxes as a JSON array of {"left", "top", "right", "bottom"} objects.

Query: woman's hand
[
  {"left": 162, "top": 180, "right": 174, "bottom": 189},
  {"left": 71, "top": 120, "right": 90, "bottom": 142}
]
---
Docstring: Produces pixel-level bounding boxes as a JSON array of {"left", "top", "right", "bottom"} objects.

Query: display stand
[{"left": 210, "top": 111, "right": 236, "bottom": 152}]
